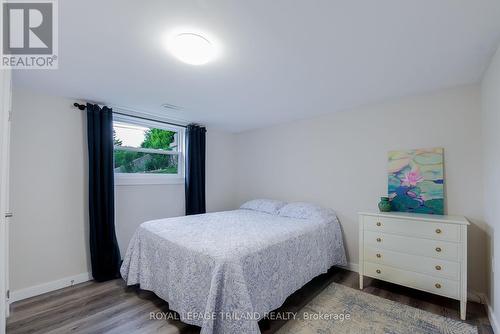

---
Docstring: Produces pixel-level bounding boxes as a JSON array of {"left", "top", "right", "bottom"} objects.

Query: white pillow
[
  {"left": 240, "top": 199, "right": 287, "bottom": 215},
  {"left": 278, "top": 202, "right": 337, "bottom": 222}
]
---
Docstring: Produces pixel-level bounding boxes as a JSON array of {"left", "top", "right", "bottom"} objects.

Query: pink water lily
[{"left": 401, "top": 170, "right": 424, "bottom": 187}]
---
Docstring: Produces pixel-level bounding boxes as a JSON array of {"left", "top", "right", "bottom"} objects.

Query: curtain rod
[{"left": 73, "top": 102, "right": 188, "bottom": 129}]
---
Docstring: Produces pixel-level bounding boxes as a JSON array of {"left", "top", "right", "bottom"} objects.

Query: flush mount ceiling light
[{"left": 165, "top": 29, "right": 220, "bottom": 65}]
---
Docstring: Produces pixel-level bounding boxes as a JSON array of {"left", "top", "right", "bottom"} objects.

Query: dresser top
[{"left": 358, "top": 211, "right": 469, "bottom": 225}]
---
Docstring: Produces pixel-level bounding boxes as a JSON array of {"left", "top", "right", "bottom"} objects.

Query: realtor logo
[{"left": 1, "top": 0, "right": 58, "bottom": 69}]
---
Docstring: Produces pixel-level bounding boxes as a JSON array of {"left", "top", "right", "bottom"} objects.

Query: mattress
[{"left": 120, "top": 209, "right": 346, "bottom": 334}]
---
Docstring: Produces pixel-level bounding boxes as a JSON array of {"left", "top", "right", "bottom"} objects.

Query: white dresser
[{"left": 358, "top": 211, "right": 469, "bottom": 320}]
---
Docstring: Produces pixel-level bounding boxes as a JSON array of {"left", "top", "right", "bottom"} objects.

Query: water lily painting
[{"left": 388, "top": 148, "right": 444, "bottom": 215}]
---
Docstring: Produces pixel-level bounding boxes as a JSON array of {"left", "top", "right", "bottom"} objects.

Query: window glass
[{"left": 113, "top": 121, "right": 181, "bottom": 175}]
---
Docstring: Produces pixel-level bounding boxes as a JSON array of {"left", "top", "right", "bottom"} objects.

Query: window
[{"left": 113, "top": 115, "right": 184, "bottom": 185}]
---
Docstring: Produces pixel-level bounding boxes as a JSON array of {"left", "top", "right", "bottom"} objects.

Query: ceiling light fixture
[{"left": 165, "top": 29, "right": 220, "bottom": 65}]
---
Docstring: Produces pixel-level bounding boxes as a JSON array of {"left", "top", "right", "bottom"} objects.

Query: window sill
[{"left": 115, "top": 174, "right": 184, "bottom": 186}]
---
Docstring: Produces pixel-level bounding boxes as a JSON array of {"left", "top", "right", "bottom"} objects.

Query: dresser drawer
[
  {"left": 363, "top": 215, "right": 460, "bottom": 242},
  {"left": 364, "top": 231, "right": 460, "bottom": 261},
  {"left": 364, "top": 262, "right": 459, "bottom": 299},
  {"left": 364, "top": 247, "right": 459, "bottom": 280}
]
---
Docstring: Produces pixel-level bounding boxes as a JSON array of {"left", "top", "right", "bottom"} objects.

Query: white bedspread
[{"left": 120, "top": 209, "right": 346, "bottom": 334}]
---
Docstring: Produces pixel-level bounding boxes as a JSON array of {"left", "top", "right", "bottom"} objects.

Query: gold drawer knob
[
  {"left": 376, "top": 238, "right": 382, "bottom": 242},
  {"left": 435, "top": 283, "right": 442, "bottom": 289},
  {"left": 435, "top": 247, "right": 442, "bottom": 252},
  {"left": 376, "top": 269, "right": 381, "bottom": 274},
  {"left": 376, "top": 253, "right": 382, "bottom": 258},
  {"left": 435, "top": 228, "right": 442, "bottom": 234},
  {"left": 435, "top": 265, "right": 442, "bottom": 271},
  {"left": 376, "top": 222, "right": 382, "bottom": 226}
]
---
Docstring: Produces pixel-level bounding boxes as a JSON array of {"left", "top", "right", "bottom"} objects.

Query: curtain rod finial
[{"left": 74, "top": 102, "right": 86, "bottom": 110}]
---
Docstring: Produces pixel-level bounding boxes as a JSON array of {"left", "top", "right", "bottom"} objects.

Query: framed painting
[{"left": 388, "top": 148, "right": 444, "bottom": 215}]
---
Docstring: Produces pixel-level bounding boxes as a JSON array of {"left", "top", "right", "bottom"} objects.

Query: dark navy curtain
[
  {"left": 86, "top": 103, "right": 121, "bottom": 281},
  {"left": 185, "top": 124, "right": 206, "bottom": 215}
]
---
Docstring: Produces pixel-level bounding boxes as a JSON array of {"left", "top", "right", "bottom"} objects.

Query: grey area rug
[{"left": 276, "top": 283, "right": 477, "bottom": 334}]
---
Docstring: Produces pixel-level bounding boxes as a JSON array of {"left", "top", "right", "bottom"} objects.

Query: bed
[{"left": 120, "top": 200, "right": 347, "bottom": 334}]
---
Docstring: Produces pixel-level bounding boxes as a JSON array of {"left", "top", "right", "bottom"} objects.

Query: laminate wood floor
[{"left": 7, "top": 268, "right": 493, "bottom": 334}]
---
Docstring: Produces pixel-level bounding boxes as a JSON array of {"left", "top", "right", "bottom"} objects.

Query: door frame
[{"left": 0, "top": 68, "right": 12, "bottom": 334}]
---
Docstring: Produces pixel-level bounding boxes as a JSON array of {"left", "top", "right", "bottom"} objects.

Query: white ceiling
[{"left": 13, "top": 0, "right": 500, "bottom": 132}]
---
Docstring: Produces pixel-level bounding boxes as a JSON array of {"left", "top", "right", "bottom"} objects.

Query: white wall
[
  {"left": 481, "top": 45, "right": 500, "bottom": 331},
  {"left": 206, "top": 129, "right": 238, "bottom": 212},
  {"left": 235, "top": 85, "right": 487, "bottom": 294},
  {"left": 10, "top": 89, "right": 238, "bottom": 293},
  {"left": 10, "top": 90, "right": 90, "bottom": 291},
  {"left": 115, "top": 184, "right": 184, "bottom": 254}
]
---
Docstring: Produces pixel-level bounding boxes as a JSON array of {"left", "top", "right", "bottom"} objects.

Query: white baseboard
[
  {"left": 338, "top": 262, "right": 359, "bottom": 273},
  {"left": 467, "top": 291, "right": 484, "bottom": 304},
  {"left": 482, "top": 294, "right": 500, "bottom": 334},
  {"left": 9, "top": 272, "right": 92, "bottom": 303},
  {"left": 339, "top": 262, "right": 485, "bottom": 304}
]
